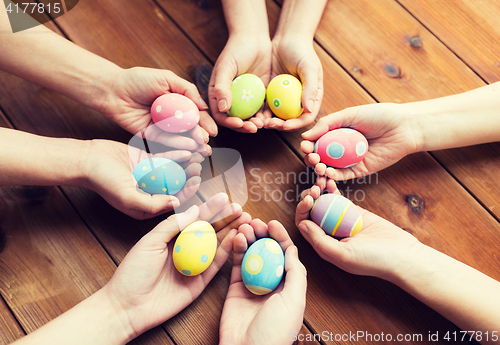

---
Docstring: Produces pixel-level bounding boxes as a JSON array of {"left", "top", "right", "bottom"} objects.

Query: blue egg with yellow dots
[
  {"left": 132, "top": 157, "right": 186, "bottom": 195},
  {"left": 241, "top": 238, "right": 285, "bottom": 295}
]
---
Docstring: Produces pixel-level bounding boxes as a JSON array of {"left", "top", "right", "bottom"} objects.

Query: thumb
[
  {"left": 298, "top": 65, "right": 320, "bottom": 114},
  {"left": 282, "top": 246, "right": 307, "bottom": 304},
  {"left": 301, "top": 106, "right": 357, "bottom": 142},
  {"left": 145, "top": 205, "right": 200, "bottom": 245},
  {"left": 212, "top": 62, "right": 236, "bottom": 113}
]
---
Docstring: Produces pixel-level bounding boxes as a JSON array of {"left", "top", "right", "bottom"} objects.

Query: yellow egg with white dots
[
  {"left": 173, "top": 221, "right": 217, "bottom": 276},
  {"left": 266, "top": 74, "right": 303, "bottom": 120}
]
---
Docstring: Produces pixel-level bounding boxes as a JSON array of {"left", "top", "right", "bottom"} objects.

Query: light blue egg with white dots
[
  {"left": 173, "top": 221, "right": 217, "bottom": 276},
  {"left": 132, "top": 157, "right": 186, "bottom": 195},
  {"left": 241, "top": 238, "right": 285, "bottom": 295}
]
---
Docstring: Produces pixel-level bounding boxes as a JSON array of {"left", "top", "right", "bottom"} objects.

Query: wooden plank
[
  {"left": 397, "top": 0, "right": 500, "bottom": 84},
  {"left": 312, "top": 0, "right": 485, "bottom": 102},
  {"left": 0, "top": 297, "right": 25, "bottom": 344},
  {"left": 432, "top": 145, "right": 500, "bottom": 220},
  {"left": 0, "top": 112, "right": 27, "bottom": 345}
]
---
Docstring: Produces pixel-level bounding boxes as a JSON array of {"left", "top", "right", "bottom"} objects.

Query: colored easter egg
[
  {"left": 266, "top": 74, "right": 303, "bottom": 120},
  {"left": 310, "top": 194, "right": 363, "bottom": 238},
  {"left": 227, "top": 74, "right": 266, "bottom": 120},
  {"left": 151, "top": 93, "right": 200, "bottom": 133},
  {"left": 173, "top": 221, "right": 217, "bottom": 276},
  {"left": 314, "top": 128, "right": 368, "bottom": 168},
  {"left": 133, "top": 157, "right": 186, "bottom": 195},
  {"left": 241, "top": 238, "right": 284, "bottom": 295}
]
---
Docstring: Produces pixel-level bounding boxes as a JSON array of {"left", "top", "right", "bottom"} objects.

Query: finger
[
  {"left": 249, "top": 218, "right": 269, "bottom": 239},
  {"left": 267, "top": 220, "right": 294, "bottom": 252},
  {"left": 248, "top": 117, "right": 264, "bottom": 129},
  {"left": 184, "top": 162, "right": 202, "bottom": 179},
  {"left": 198, "top": 192, "right": 230, "bottom": 222},
  {"left": 202, "top": 228, "right": 238, "bottom": 284},
  {"left": 282, "top": 112, "right": 316, "bottom": 131},
  {"left": 314, "top": 162, "right": 327, "bottom": 176},
  {"left": 211, "top": 203, "right": 244, "bottom": 231},
  {"left": 265, "top": 117, "right": 285, "bottom": 130},
  {"left": 189, "top": 125, "right": 208, "bottom": 146},
  {"left": 301, "top": 140, "right": 315, "bottom": 155},
  {"left": 199, "top": 110, "right": 218, "bottom": 137},
  {"left": 212, "top": 111, "right": 245, "bottom": 130},
  {"left": 301, "top": 117, "right": 331, "bottom": 141},
  {"left": 213, "top": 67, "right": 235, "bottom": 113},
  {"left": 282, "top": 246, "right": 307, "bottom": 304},
  {"left": 126, "top": 190, "right": 180, "bottom": 220},
  {"left": 238, "top": 223, "right": 257, "bottom": 244},
  {"left": 229, "top": 232, "right": 249, "bottom": 284},
  {"left": 144, "top": 205, "right": 199, "bottom": 246},
  {"left": 295, "top": 195, "right": 314, "bottom": 228},
  {"left": 143, "top": 126, "right": 200, "bottom": 151},
  {"left": 216, "top": 211, "right": 252, "bottom": 241},
  {"left": 325, "top": 178, "right": 341, "bottom": 194},
  {"left": 298, "top": 63, "right": 320, "bottom": 114},
  {"left": 297, "top": 219, "right": 342, "bottom": 264},
  {"left": 174, "top": 176, "right": 201, "bottom": 205}
]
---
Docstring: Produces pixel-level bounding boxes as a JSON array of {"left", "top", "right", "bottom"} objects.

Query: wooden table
[{"left": 1, "top": 0, "right": 500, "bottom": 344}]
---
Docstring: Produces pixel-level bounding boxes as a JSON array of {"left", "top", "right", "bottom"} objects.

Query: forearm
[
  {"left": 406, "top": 82, "right": 500, "bottom": 152},
  {"left": 389, "top": 243, "right": 500, "bottom": 344},
  {"left": 0, "top": 4, "right": 121, "bottom": 112},
  {"left": 12, "top": 289, "right": 134, "bottom": 345},
  {"left": 274, "top": 0, "right": 328, "bottom": 41},
  {"left": 0, "top": 128, "right": 89, "bottom": 187},
  {"left": 221, "top": 0, "right": 269, "bottom": 39}
]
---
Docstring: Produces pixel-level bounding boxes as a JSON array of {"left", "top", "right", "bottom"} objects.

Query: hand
[
  {"left": 265, "top": 36, "right": 323, "bottom": 131},
  {"left": 102, "top": 193, "right": 252, "bottom": 337},
  {"left": 82, "top": 139, "right": 203, "bottom": 219},
  {"left": 219, "top": 219, "right": 307, "bottom": 345},
  {"left": 209, "top": 34, "right": 272, "bottom": 133},
  {"left": 97, "top": 67, "right": 216, "bottom": 151},
  {"left": 295, "top": 185, "right": 422, "bottom": 280},
  {"left": 301, "top": 102, "right": 421, "bottom": 180}
]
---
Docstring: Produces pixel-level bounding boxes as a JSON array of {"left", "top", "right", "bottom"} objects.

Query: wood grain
[{"left": 397, "top": 0, "right": 500, "bottom": 84}]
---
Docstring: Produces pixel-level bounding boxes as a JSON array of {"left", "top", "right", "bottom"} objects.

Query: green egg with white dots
[
  {"left": 173, "top": 221, "right": 217, "bottom": 276},
  {"left": 227, "top": 73, "right": 266, "bottom": 120},
  {"left": 133, "top": 157, "right": 186, "bottom": 195}
]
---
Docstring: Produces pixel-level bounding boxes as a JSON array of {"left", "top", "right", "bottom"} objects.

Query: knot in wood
[
  {"left": 384, "top": 64, "right": 400, "bottom": 78},
  {"left": 407, "top": 194, "right": 424, "bottom": 212},
  {"left": 410, "top": 36, "right": 422, "bottom": 48}
]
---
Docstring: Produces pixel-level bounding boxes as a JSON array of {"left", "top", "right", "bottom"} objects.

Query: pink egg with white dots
[
  {"left": 314, "top": 128, "right": 368, "bottom": 168},
  {"left": 151, "top": 93, "right": 200, "bottom": 133}
]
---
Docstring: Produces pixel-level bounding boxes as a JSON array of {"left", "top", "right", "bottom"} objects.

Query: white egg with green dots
[
  {"left": 241, "top": 238, "right": 285, "bottom": 295},
  {"left": 173, "top": 221, "right": 217, "bottom": 276},
  {"left": 132, "top": 157, "right": 186, "bottom": 195}
]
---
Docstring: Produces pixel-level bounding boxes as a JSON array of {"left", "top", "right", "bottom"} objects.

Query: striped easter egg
[{"left": 310, "top": 194, "right": 363, "bottom": 237}]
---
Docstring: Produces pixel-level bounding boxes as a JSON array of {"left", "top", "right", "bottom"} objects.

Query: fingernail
[
  {"left": 298, "top": 223, "right": 308, "bottom": 234},
  {"left": 218, "top": 99, "right": 228, "bottom": 112},
  {"left": 199, "top": 98, "right": 209, "bottom": 109},
  {"left": 302, "top": 129, "right": 312, "bottom": 137},
  {"left": 307, "top": 99, "right": 315, "bottom": 113},
  {"left": 168, "top": 199, "right": 180, "bottom": 208}
]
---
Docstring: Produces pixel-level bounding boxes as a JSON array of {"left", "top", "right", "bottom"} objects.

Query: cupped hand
[
  {"left": 82, "top": 139, "right": 203, "bottom": 219},
  {"left": 209, "top": 34, "right": 272, "bottom": 133},
  {"left": 295, "top": 185, "right": 422, "bottom": 281},
  {"left": 97, "top": 67, "right": 216, "bottom": 150},
  {"left": 103, "top": 193, "right": 251, "bottom": 337},
  {"left": 264, "top": 36, "right": 323, "bottom": 131},
  {"left": 219, "top": 219, "right": 307, "bottom": 345},
  {"left": 301, "top": 102, "right": 421, "bottom": 180}
]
